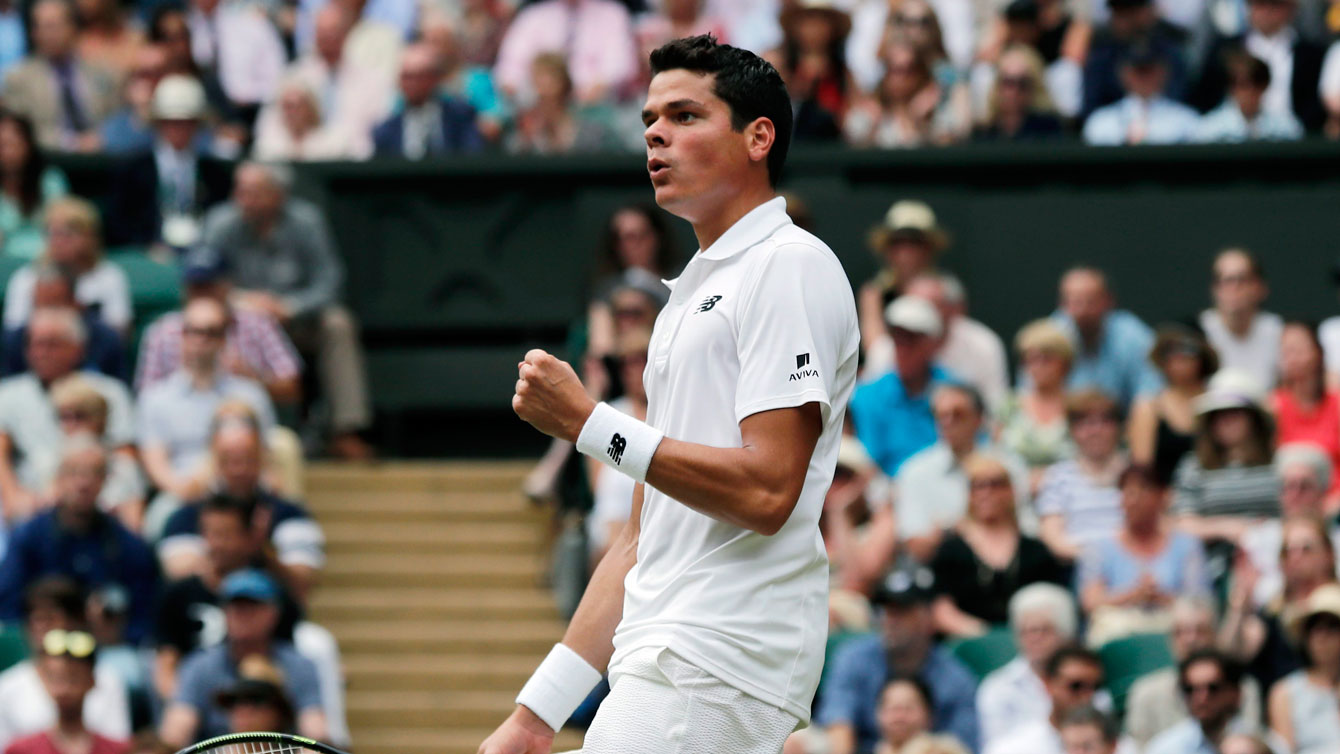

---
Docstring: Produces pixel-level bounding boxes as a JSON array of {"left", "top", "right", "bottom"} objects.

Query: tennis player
[{"left": 480, "top": 34, "right": 859, "bottom": 754}]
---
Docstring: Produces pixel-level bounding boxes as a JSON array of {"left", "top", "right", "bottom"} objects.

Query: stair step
[
  {"left": 311, "top": 493, "right": 543, "bottom": 522},
  {"left": 343, "top": 655, "right": 543, "bottom": 690},
  {"left": 309, "top": 588, "right": 559, "bottom": 621},
  {"left": 328, "top": 618, "right": 563, "bottom": 654},
  {"left": 323, "top": 521, "right": 540, "bottom": 545},
  {"left": 346, "top": 689, "right": 524, "bottom": 728},
  {"left": 305, "top": 462, "right": 530, "bottom": 493},
  {"left": 349, "top": 726, "right": 585, "bottom": 754}
]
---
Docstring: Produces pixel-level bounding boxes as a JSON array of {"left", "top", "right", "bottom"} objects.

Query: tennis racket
[{"left": 172, "top": 732, "right": 350, "bottom": 754}]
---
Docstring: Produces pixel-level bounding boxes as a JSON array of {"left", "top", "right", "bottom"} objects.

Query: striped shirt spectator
[
  {"left": 1036, "top": 459, "right": 1125, "bottom": 551},
  {"left": 135, "top": 306, "right": 301, "bottom": 393}
]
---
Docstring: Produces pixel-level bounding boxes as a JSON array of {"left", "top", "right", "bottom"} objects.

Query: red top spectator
[
  {"left": 4, "top": 731, "right": 128, "bottom": 754},
  {"left": 1273, "top": 320, "right": 1340, "bottom": 500}
]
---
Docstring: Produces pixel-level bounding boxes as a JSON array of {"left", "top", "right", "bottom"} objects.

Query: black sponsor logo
[
  {"left": 696, "top": 295, "right": 722, "bottom": 313},
  {"left": 607, "top": 433, "right": 627, "bottom": 464},
  {"left": 796, "top": 353, "right": 810, "bottom": 369}
]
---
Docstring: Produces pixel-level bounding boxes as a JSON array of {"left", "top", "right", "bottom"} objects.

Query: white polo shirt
[{"left": 609, "top": 196, "right": 860, "bottom": 722}]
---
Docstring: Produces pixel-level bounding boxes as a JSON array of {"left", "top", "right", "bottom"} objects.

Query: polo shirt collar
[{"left": 697, "top": 196, "right": 791, "bottom": 262}]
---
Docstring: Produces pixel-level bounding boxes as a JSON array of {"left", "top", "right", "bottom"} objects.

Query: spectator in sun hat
[
  {"left": 857, "top": 201, "right": 949, "bottom": 361},
  {"left": 1172, "top": 368, "right": 1280, "bottom": 543},
  {"left": 1268, "top": 582, "right": 1340, "bottom": 752},
  {"left": 817, "top": 566, "right": 980, "bottom": 754},
  {"left": 106, "top": 74, "right": 233, "bottom": 249},
  {"left": 1082, "top": 40, "right": 1200, "bottom": 145},
  {"left": 850, "top": 296, "right": 960, "bottom": 477}
]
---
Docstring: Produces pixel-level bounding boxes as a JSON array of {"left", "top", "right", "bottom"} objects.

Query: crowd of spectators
[
  {"left": 0, "top": 0, "right": 1336, "bottom": 166},
  {"left": 553, "top": 196, "right": 1340, "bottom": 754}
]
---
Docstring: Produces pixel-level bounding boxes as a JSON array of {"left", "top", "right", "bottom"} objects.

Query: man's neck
[
  {"left": 186, "top": 364, "right": 219, "bottom": 389},
  {"left": 948, "top": 439, "right": 976, "bottom": 460},
  {"left": 1220, "top": 308, "right": 1255, "bottom": 337},
  {"left": 899, "top": 368, "right": 930, "bottom": 397},
  {"left": 690, "top": 186, "right": 777, "bottom": 253},
  {"left": 1200, "top": 715, "right": 1230, "bottom": 744},
  {"left": 230, "top": 637, "right": 270, "bottom": 659},
  {"left": 56, "top": 505, "right": 95, "bottom": 534},
  {"left": 885, "top": 644, "right": 928, "bottom": 676}
]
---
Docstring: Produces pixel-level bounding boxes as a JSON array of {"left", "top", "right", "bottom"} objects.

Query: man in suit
[
  {"left": 1, "top": 0, "right": 119, "bottom": 150},
  {"left": 1081, "top": 0, "right": 1188, "bottom": 120},
  {"left": 371, "top": 43, "right": 483, "bottom": 159},
  {"left": 1190, "top": 0, "right": 1327, "bottom": 131},
  {"left": 106, "top": 74, "right": 232, "bottom": 248}
]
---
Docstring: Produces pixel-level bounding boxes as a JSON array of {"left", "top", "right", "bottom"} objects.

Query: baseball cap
[
  {"left": 151, "top": 74, "right": 207, "bottom": 121},
  {"left": 180, "top": 245, "right": 229, "bottom": 285},
  {"left": 884, "top": 295, "right": 944, "bottom": 338},
  {"left": 220, "top": 569, "right": 279, "bottom": 604},
  {"left": 871, "top": 567, "right": 936, "bottom": 608}
]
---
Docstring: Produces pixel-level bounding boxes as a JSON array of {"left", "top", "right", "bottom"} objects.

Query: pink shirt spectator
[
  {"left": 493, "top": 0, "right": 638, "bottom": 102},
  {"left": 135, "top": 307, "right": 302, "bottom": 392},
  {"left": 4, "top": 733, "right": 128, "bottom": 754},
  {"left": 1273, "top": 387, "right": 1340, "bottom": 497}
]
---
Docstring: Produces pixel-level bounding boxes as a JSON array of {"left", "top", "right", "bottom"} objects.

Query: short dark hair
[
  {"left": 878, "top": 675, "right": 935, "bottom": 712},
  {"left": 200, "top": 493, "right": 257, "bottom": 528},
  {"left": 1178, "top": 648, "right": 1244, "bottom": 691},
  {"left": 648, "top": 35, "right": 793, "bottom": 188},
  {"left": 1118, "top": 462, "right": 1171, "bottom": 491},
  {"left": 1225, "top": 52, "right": 1271, "bottom": 89},
  {"left": 1059, "top": 706, "right": 1119, "bottom": 742},
  {"left": 1045, "top": 644, "right": 1103, "bottom": 679},
  {"left": 24, "top": 576, "right": 85, "bottom": 623}
]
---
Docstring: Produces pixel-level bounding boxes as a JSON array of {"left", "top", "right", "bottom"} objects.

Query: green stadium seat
[
  {"left": 945, "top": 625, "right": 1016, "bottom": 679},
  {"left": 107, "top": 249, "right": 181, "bottom": 325},
  {"left": 1098, "top": 632, "right": 1174, "bottom": 718},
  {"left": 0, "top": 622, "right": 27, "bottom": 672}
]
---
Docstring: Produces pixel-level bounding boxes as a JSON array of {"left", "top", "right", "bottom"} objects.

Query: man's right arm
[{"left": 478, "top": 484, "right": 643, "bottom": 753}]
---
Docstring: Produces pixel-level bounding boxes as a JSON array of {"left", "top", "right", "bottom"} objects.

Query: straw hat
[{"left": 868, "top": 200, "right": 950, "bottom": 254}]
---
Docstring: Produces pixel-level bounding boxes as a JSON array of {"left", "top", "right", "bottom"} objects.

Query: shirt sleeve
[
  {"left": 173, "top": 652, "right": 212, "bottom": 709},
  {"left": 1034, "top": 464, "right": 1066, "bottom": 517},
  {"left": 93, "top": 263, "right": 133, "bottom": 332},
  {"left": 101, "top": 380, "right": 136, "bottom": 447},
  {"left": 1077, "top": 539, "right": 1105, "bottom": 592},
  {"left": 283, "top": 652, "right": 324, "bottom": 712},
  {"left": 733, "top": 243, "right": 850, "bottom": 425},
  {"left": 251, "top": 314, "right": 302, "bottom": 381},
  {"left": 1170, "top": 457, "right": 1202, "bottom": 516},
  {"left": 3, "top": 267, "right": 33, "bottom": 330},
  {"left": 1321, "top": 40, "right": 1340, "bottom": 99},
  {"left": 134, "top": 320, "right": 170, "bottom": 392},
  {"left": 895, "top": 462, "right": 937, "bottom": 539},
  {"left": 272, "top": 517, "right": 326, "bottom": 570},
  {"left": 282, "top": 207, "right": 343, "bottom": 318}
]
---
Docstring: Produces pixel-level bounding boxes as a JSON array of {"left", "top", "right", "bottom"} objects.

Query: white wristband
[
  {"left": 515, "top": 643, "right": 603, "bottom": 732},
  {"left": 575, "top": 402, "right": 664, "bottom": 483}
]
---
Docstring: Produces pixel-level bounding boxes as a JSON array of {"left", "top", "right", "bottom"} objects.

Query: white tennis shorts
[{"left": 558, "top": 646, "right": 799, "bottom": 754}]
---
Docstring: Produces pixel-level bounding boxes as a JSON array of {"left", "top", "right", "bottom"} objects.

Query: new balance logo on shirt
[
  {"left": 608, "top": 433, "right": 627, "bottom": 464},
  {"left": 696, "top": 295, "right": 722, "bottom": 313},
  {"left": 789, "top": 353, "right": 818, "bottom": 382}
]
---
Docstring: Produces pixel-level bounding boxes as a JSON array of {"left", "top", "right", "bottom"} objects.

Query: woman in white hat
[
  {"left": 1267, "top": 582, "right": 1340, "bottom": 753},
  {"left": 1171, "top": 368, "right": 1280, "bottom": 543}
]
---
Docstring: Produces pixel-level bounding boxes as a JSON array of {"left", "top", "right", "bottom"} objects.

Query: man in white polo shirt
[{"left": 479, "top": 34, "right": 860, "bottom": 754}]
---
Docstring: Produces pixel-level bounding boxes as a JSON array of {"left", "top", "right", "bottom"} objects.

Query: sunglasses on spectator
[
  {"left": 1213, "top": 273, "right": 1254, "bottom": 286},
  {"left": 57, "top": 408, "right": 93, "bottom": 423},
  {"left": 42, "top": 629, "right": 96, "bottom": 659},
  {"left": 1283, "top": 541, "right": 1320, "bottom": 556},
  {"left": 1071, "top": 412, "right": 1119, "bottom": 426},
  {"left": 998, "top": 75, "right": 1033, "bottom": 90},
  {"left": 1283, "top": 478, "right": 1320, "bottom": 492},
  {"left": 888, "top": 64, "right": 923, "bottom": 76},
  {"left": 895, "top": 13, "right": 934, "bottom": 26},
  {"left": 1180, "top": 680, "right": 1226, "bottom": 696},
  {"left": 970, "top": 475, "right": 1011, "bottom": 491},
  {"left": 613, "top": 307, "right": 652, "bottom": 320},
  {"left": 1064, "top": 678, "right": 1101, "bottom": 694},
  {"left": 934, "top": 407, "right": 973, "bottom": 422},
  {"left": 184, "top": 325, "right": 227, "bottom": 339}
]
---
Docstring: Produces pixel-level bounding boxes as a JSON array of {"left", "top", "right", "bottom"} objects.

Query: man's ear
[{"left": 746, "top": 117, "right": 776, "bottom": 166}]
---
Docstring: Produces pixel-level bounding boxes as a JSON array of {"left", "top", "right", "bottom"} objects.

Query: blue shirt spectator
[
  {"left": 1079, "top": 529, "right": 1209, "bottom": 598},
  {"left": 850, "top": 364, "right": 957, "bottom": 476},
  {"left": 1195, "top": 99, "right": 1303, "bottom": 142},
  {"left": 173, "top": 641, "right": 321, "bottom": 740},
  {"left": 1053, "top": 308, "right": 1161, "bottom": 409},
  {"left": 1083, "top": 95, "right": 1202, "bottom": 145},
  {"left": 0, "top": 6, "right": 24, "bottom": 79},
  {"left": 0, "top": 500, "right": 156, "bottom": 642},
  {"left": 817, "top": 635, "right": 980, "bottom": 753}
]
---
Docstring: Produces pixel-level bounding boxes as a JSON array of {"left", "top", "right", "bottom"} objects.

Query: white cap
[
  {"left": 884, "top": 295, "right": 943, "bottom": 338},
  {"left": 152, "top": 75, "right": 207, "bottom": 121},
  {"left": 1194, "top": 368, "right": 1265, "bottom": 416}
]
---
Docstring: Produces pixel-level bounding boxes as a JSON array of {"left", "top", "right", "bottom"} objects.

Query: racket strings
[{"left": 208, "top": 742, "right": 312, "bottom": 754}]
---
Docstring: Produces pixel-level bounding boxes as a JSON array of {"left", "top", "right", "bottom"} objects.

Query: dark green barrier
[{"left": 54, "top": 142, "right": 1340, "bottom": 455}]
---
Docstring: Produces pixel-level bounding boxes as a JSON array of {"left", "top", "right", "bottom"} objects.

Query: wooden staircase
[{"left": 304, "top": 462, "right": 587, "bottom": 754}]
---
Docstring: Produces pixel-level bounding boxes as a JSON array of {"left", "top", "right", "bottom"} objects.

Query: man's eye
[{"left": 676, "top": 112, "right": 696, "bottom": 123}]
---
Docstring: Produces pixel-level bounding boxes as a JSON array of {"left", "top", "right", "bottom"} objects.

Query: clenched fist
[
  {"left": 513, "top": 349, "right": 597, "bottom": 443},
  {"left": 477, "top": 706, "right": 555, "bottom": 754}
]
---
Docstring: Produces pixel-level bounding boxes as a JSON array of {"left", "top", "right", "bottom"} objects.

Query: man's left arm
[{"left": 282, "top": 205, "right": 344, "bottom": 319}]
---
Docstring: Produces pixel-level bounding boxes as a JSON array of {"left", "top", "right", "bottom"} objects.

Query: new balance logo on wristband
[
  {"left": 696, "top": 295, "right": 722, "bottom": 313},
  {"left": 608, "top": 433, "right": 627, "bottom": 464}
]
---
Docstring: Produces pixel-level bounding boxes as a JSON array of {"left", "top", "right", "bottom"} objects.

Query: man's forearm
[
  {"left": 559, "top": 506, "right": 638, "bottom": 671},
  {"left": 641, "top": 404, "right": 822, "bottom": 536}
]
